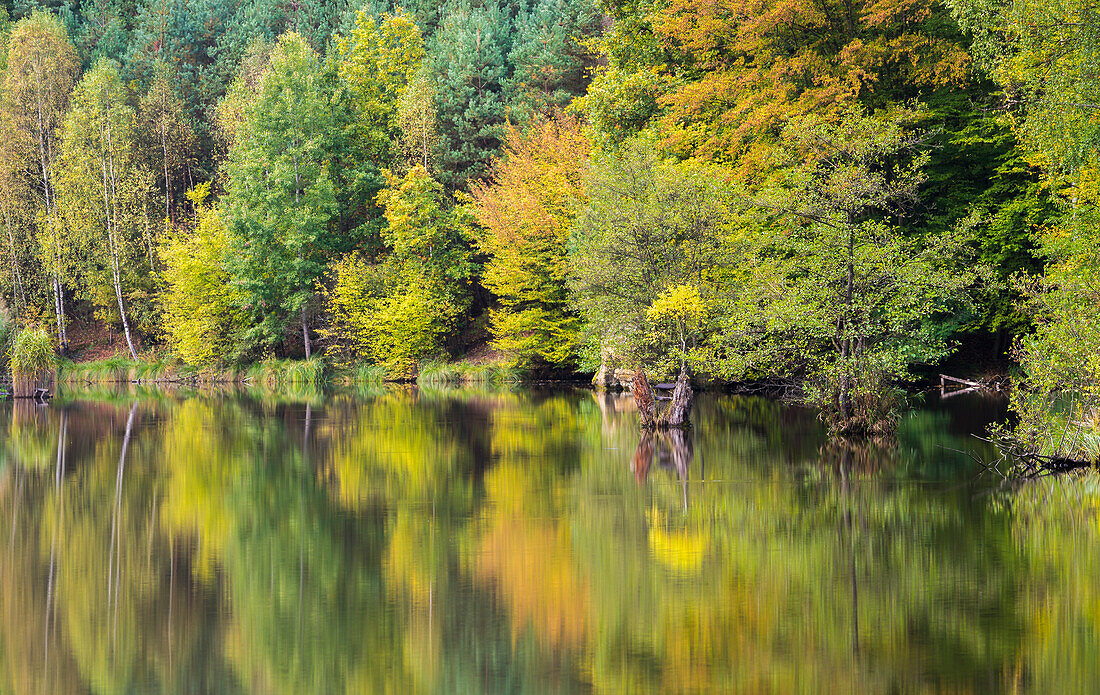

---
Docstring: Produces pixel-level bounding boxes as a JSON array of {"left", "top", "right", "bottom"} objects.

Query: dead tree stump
[
  {"left": 632, "top": 369, "right": 658, "bottom": 429},
  {"left": 658, "top": 366, "right": 694, "bottom": 428},
  {"left": 633, "top": 366, "right": 694, "bottom": 430}
]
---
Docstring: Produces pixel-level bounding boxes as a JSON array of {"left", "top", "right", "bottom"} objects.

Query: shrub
[{"left": 10, "top": 326, "right": 57, "bottom": 396}]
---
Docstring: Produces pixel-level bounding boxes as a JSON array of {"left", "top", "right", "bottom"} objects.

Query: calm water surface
[{"left": 0, "top": 386, "right": 1095, "bottom": 693}]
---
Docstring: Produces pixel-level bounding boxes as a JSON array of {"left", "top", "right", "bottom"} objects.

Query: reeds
[
  {"left": 416, "top": 360, "right": 522, "bottom": 387},
  {"left": 10, "top": 326, "right": 57, "bottom": 396},
  {"left": 246, "top": 358, "right": 328, "bottom": 387}
]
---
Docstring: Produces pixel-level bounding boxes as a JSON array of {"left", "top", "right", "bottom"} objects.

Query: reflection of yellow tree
[
  {"left": 1009, "top": 476, "right": 1100, "bottom": 693},
  {"left": 163, "top": 395, "right": 418, "bottom": 694},
  {"left": 321, "top": 392, "right": 476, "bottom": 510},
  {"left": 562, "top": 394, "right": 1024, "bottom": 694},
  {"left": 466, "top": 395, "right": 593, "bottom": 651},
  {"left": 7, "top": 400, "right": 59, "bottom": 471}
]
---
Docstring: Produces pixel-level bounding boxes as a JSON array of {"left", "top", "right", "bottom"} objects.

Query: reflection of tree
[
  {"left": 567, "top": 396, "right": 1023, "bottom": 693},
  {"left": 48, "top": 401, "right": 236, "bottom": 695},
  {"left": 0, "top": 388, "right": 1040, "bottom": 694},
  {"left": 1008, "top": 476, "right": 1100, "bottom": 693}
]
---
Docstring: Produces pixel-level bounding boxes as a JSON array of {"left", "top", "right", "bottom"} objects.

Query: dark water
[{"left": 0, "top": 385, "right": 1096, "bottom": 694}]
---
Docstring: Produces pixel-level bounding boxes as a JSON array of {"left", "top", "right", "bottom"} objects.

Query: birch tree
[
  {"left": 4, "top": 11, "right": 78, "bottom": 348},
  {"left": 137, "top": 65, "right": 196, "bottom": 225},
  {"left": 55, "top": 59, "right": 151, "bottom": 360}
]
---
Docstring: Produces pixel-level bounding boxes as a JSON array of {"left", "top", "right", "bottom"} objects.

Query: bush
[{"left": 10, "top": 326, "right": 58, "bottom": 396}]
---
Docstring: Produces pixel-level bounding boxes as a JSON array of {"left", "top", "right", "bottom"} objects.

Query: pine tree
[
  {"left": 504, "top": 0, "right": 600, "bottom": 125},
  {"left": 429, "top": 0, "right": 510, "bottom": 190}
]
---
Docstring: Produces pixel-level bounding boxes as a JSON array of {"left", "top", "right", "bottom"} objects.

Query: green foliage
[
  {"left": 949, "top": 0, "right": 1100, "bottom": 176},
  {"left": 223, "top": 32, "right": 337, "bottom": 357},
  {"left": 331, "top": 9, "right": 424, "bottom": 244},
  {"left": 1005, "top": 174, "right": 1100, "bottom": 460},
  {"left": 949, "top": 0, "right": 1100, "bottom": 451},
  {"left": 503, "top": 0, "right": 601, "bottom": 125},
  {"left": 715, "top": 108, "right": 988, "bottom": 434},
  {"left": 247, "top": 357, "right": 327, "bottom": 386},
  {"left": 0, "top": 312, "right": 14, "bottom": 373},
  {"left": 570, "top": 135, "right": 743, "bottom": 370}
]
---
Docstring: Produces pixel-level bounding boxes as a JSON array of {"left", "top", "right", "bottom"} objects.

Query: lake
[{"left": 0, "top": 385, "right": 1095, "bottom": 694}]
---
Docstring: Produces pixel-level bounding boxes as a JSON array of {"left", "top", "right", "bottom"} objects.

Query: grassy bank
[
  {"left": 417, "top": 360, "right": 523, "bottom": 387},
  {"left": 56, "top": 355, "right": 521, "bottom": 388}
]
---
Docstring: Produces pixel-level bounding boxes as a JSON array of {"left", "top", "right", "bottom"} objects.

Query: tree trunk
[
  {"left": 301, "top": 304, "right": 311, "bottom": 359},
  {"left": 659, "top": 366, "right": 694, "bottom": 428},
  {"left": 101, "top": 85, "right": 139, "bottom": 361},
  {"left": 4, "top": 210, "right": 25, "bottom": 312},
  {"left": 632, "top": 369, "right": 658, "bottom": 429},
  {"left": 52, "top": 276, "right": 65, "bottom": 352}
]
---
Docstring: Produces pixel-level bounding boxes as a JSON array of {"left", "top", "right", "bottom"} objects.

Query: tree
[
  {"left": 721, "top": 108, "right": 985, "bottom": 434},
  {"left": 223, "top": 32, "right": 337, "bottom": 359},
  {"left": 470, "top": 114, "right": 588, "bottom": 369},
  {"left": 396, "top": 64, "right": 438, "bottom": 170},
  {"left": 4, "top": 10, "right": 78, "bottom": 348},
  {"left": 429, "top": 0, "right": 510, "bottom": 190},
  {"left": 948, "top": 0, "right": 1100, "bottom": 175},
  {"left": 645, "top": 283, "right": 709, "bottom": 371},
  {"left": 332, "top": 9, "right": 424, "bottom": 247},
  {"left": 0, "top": 91, "right": 32, "bottom": 314},
  {"left": 570, "top": 135, "right": 742, "bottom": 371},
  {"left": 213, "top": 39, "right": 272, "bottom": 157},
  {"left": 503, "top": 0, "right": 601, "bottom": 125},
  {"left": 947, "top": 0, "right": 1100, "bottom": 458},
  {"left": 55, "top": 58, "right": 152, "bottom": 359},
  {"left": 160, "top": 183, "right": 243, "bottom": 365},
  {"left": 584, "top": 0, "right": 971, "bottom": 165},
  {"left": 136, "top": 63, "right": 196, "bottom": 224},
  {"left": 323, "top": 166, "right": 473, "bottom": 372}
]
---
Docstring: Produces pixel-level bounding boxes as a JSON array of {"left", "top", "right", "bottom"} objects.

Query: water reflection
[{"left": 0, "top": 388, "right": 1078, "bottom": 693}]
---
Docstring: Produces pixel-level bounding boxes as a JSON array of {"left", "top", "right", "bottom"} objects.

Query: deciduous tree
[
  {"left": 4, "top": 11, "right": 78, "bottom": 348},
  {"left": 471, "top": 115, "right": 588, "bottom": 369},
  {"left": 55, "top": 58, "right": 152, "bottom": 359},
  {"left": 223, "top": 32, "right": 337, "bottom": 358}
]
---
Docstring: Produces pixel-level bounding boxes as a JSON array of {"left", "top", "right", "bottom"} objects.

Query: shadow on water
[{"left": 0, "top": 387, "right": 1092, "bottom": 693}]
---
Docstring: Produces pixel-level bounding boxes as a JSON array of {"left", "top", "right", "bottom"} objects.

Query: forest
[{"left": 0, "top": 0, "right": 1094, "bottom": 441}]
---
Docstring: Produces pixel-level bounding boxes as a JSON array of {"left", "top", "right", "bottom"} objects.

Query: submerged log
[
  {"left": 658, "top": 366, "right": 694, "bottom": 428},
  {"left": 632, "top": 369, "right": 658, "bottom": 429}
]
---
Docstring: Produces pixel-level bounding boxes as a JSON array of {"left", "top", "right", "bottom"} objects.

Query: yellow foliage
[{"left": 160, "top": 202, "right": 244, "bottom": 365}]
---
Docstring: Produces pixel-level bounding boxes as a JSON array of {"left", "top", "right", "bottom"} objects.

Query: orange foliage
[
  {"left": 652, "top": 0, "right": 971, "bottom": 164},
  {"left": 476, "top": 517, "right": 590, "bottom": 650}
]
